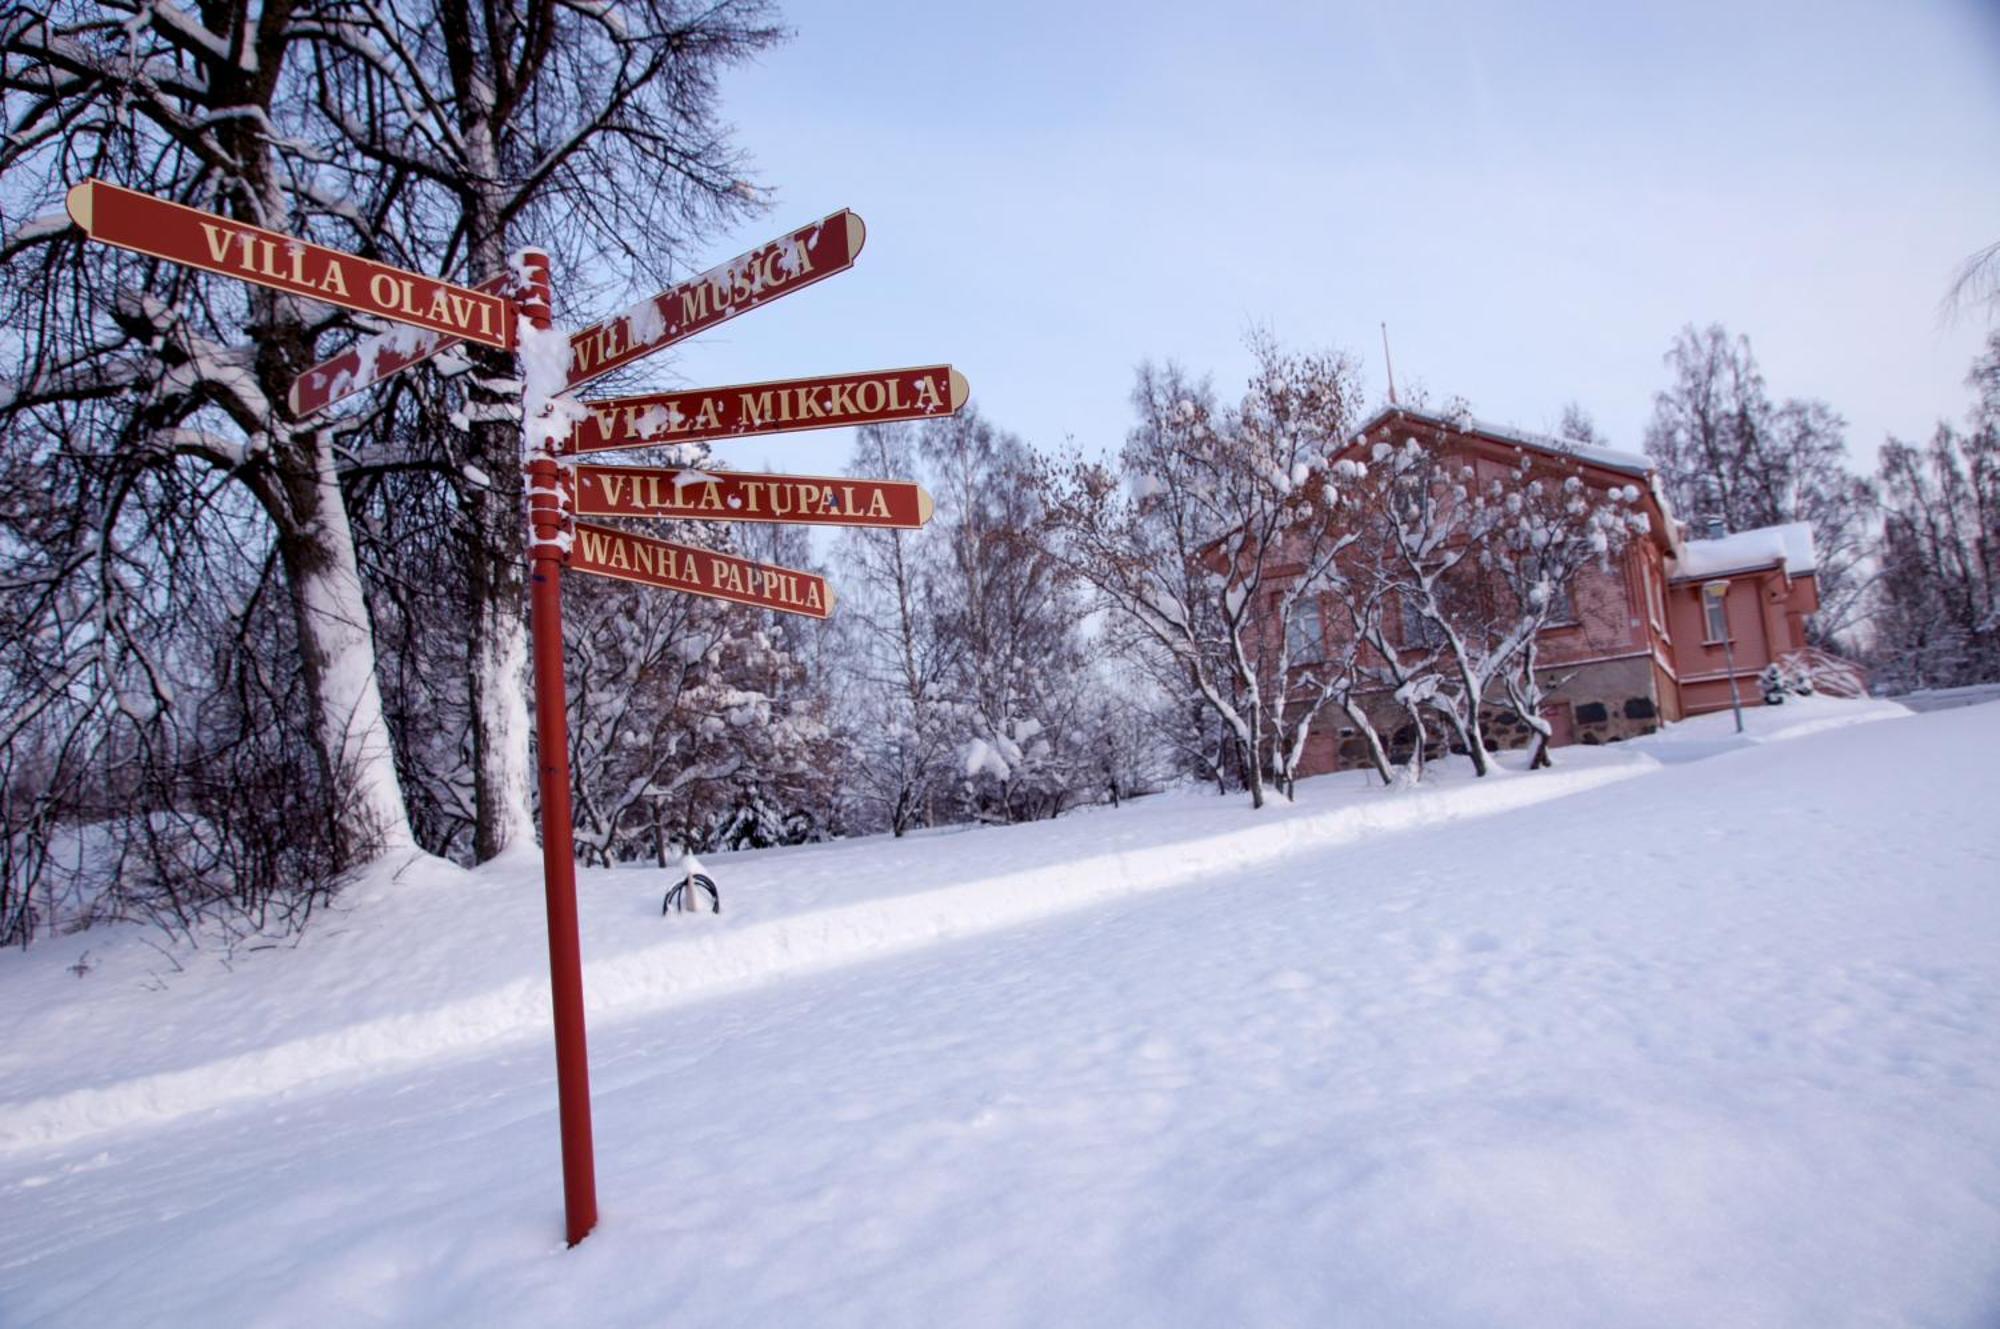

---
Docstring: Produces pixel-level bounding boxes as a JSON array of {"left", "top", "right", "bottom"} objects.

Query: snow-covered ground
[{"left": 3, "top": 696, "right": 1996, "bottom": 1327}]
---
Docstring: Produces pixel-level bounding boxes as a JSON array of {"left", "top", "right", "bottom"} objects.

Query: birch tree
[
  {"left": 836, "top": 421, "right": 954, "bottom": 836},
  {"left": 1, "top": 3, "right": 420, "bottom": 910},
  {"left": 0, "top": 1, "right": 784, "bottom": 942},
  {"left": 920, "top": 406, "right": 1088, "bottom": 824},
  {"left": 1039, "top": 344, "right": 1364, "bottom": 808},
  {"left": 302, "top": 0, "right": 783, "bottom": 859},
  {"left": 1870, "top": 335, "right": 2000, "bottom": 690},
  {"left": 1644, "top": 324, "right": 1874, "bottom": 644}
]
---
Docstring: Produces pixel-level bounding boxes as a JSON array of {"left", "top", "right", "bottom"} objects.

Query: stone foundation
[{"left": 1303, "top": 655, "right": 1669, "bottom": 775}]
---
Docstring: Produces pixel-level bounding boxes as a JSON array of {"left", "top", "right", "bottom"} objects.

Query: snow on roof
[
  {"left": 1350, "top": 406, "right": 1655, "bottom": 478},
  {"left": 1672, "top": 521, "right": 1818, "bottom": 580}
]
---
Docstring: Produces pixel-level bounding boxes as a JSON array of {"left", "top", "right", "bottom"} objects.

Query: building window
[
  {"left": 1287, "top": 597, "right": 1324, "bottom": 662},
  {"left": 1703, "top": 594, "right": 1730, "bottom": 643},
  {"left": 1401, "top": 592, "right": 1443, "bottom": 649},
  {"left": 1544, "top": 577, "right": 1577, "bottom": 626}
]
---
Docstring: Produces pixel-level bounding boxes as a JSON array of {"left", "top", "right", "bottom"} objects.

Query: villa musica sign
[{"left": 565, "top": 210, "right": 866, "bottom": 389}]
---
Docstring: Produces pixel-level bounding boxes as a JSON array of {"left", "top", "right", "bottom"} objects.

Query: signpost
[
  {"left": 516, "top": 251, "right": 599, "bottom": 1247},
  {"left": 574, "top": 465, "right": 933, "bottom": 530},
  {"left": 65, "top": 180, "right": 513, "bottom": 349},
  {"left": 69, "top": 179, "right": 954, "bottom": 1249}
]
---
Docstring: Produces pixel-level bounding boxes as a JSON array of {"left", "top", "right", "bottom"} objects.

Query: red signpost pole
[{"left": 518, "top": 248, "right": 599, "bottom": 1247}]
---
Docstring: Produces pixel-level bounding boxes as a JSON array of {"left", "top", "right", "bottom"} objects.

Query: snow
[
  {"left": 3, "top": 698, "right": 1998, "bottom": 1326},
  {"left": 1352, "top": 406, "right": 1656, "bottom": 477},
  {"left": 623, "top": 294, "right": 667, "bottom": 349},
  {"left": 962, "top": 736, "right": 1011, "bottom": 779},
  {"left": 1674, "top": 520, "right": 1818, "bottom": 579}
]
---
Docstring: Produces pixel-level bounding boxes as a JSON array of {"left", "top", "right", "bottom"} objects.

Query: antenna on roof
[{"left": 1381, "top": 322, "right": 1399, "bottom": 405}]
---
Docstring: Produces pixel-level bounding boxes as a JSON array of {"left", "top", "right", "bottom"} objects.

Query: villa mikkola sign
[
  {"left": 564, "top": 209, "right": 866, "bottom": 389},
  {"left": 569, "top": 365, "right": 968, "bottom": 452},
  {"left": 571, "top": 521, "right": 834, "bottom": 618},
  {"left": 574, "top": 464, "right": 932, "bottom": 529},
  {"left": 65, "top": 180, "right": 512, "bottom": 349}
]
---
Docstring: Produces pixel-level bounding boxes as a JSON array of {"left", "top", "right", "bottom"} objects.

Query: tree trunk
[
  {"left": 266, "top": 432, "right": 416, "bottom": 858},
  {"left": 1341, "top": 699, "right": 1395, "bottom": 786},
  {"left": 459, "top": 101, "right": 536, "bottom": 860},
  {"left": 466, "top": 420, "right": 535, "bottom": 860},
  {"left": 1237, "top": 730, "right": 1266, "bottom": 808}
]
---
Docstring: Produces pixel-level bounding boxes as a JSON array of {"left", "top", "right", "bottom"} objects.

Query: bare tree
[
  {"left": 836, "top": 421, "right": 955, "bottom": 836},
  {"left": 1488, "top": 463, "right": 1649, "bottom": 767},
  {"left": 1333, "top": 422, "right": 1647, "bottom": 778},
  {"left": 1557, "top": 401, "right": 1603, "bottom": 447},
  {"left": 0, "top": 1, "right": 785, "bottom": 942},
  {"left": 1869, "top": 333, "right": 2000, "bottom": 690},
  {"left": 1644, "top": 324, "right": 1874, "bottom": 644},
  {"left": 1346, "top": 426, "right": 1519, "bottom": 776},
  {"left": 1039, "top": 343, "right": 1363, "bottom": 808},
  {"left": 302, "top": 0, "right": 785, "bottom": 860},
  {"left": 2, "top": 3, "right": 420, "bottom": 910},
  {"left": 1944, "top": 239, "right": 2000, "bottom": 323},
  {"left": 920, "top": 406, "right": 1088, "bottom": 824},
  {"left": 1232, "top": 342, "right": 1373, "bottom": 796}
]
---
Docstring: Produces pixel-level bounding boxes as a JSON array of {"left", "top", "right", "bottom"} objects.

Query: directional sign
[
  {"left": 290, "top": 271, "right": 514, "bottom": 416},
  {"left": 570, "top": 522, "right": 834, "bottom": 619},
  {"left": 575, "top": 464, "right": 932, "bottom": 530},
  {"left": 565, "top": 209, "right": 865, "bottom": 389},
  {"left": 65, "top": 179, "right": 513, "bottom": 349},
  {"left": 569, "top": 364, "right": 968, "bottom": 454}
]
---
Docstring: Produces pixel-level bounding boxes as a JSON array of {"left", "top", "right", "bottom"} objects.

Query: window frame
[
  {"left": 1702, "top": 593, "right": 1731, "bottom": 644},
  {"left": 1286, "top": 595, "right": 1325, "bottom": 664}
]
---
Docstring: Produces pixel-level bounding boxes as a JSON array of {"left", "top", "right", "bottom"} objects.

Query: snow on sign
[
  {"left": 570, "top": 521, "right": 835, "bottom": 618},
  {"left": 564, "top": 209, "right": 866, "bottom": 390},
  {"left": 574, "top": 464, "right": 934, "bottom": 530},
  {"left": 65, "top": 180, "right": 513, "bottom": 350},
  {"left": 569, "top": 364, "right": 969, "bottom": 453},
  {"left": 289, "top": 271, "right": 514, "bottom": 416}
]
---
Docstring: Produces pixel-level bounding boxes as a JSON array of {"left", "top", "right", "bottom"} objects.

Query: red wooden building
[{"left": 1286, "top": 407, "right": 1843, "bottom": 774}]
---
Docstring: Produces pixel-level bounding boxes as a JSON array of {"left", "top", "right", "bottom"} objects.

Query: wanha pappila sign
[{"left": 570, "top": 521, "right": 834, "bottom": 619}]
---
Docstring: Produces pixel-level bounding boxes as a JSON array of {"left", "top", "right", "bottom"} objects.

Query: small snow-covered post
[{"left": 517, "top": 248, "right": 599, "bottom": 1247}]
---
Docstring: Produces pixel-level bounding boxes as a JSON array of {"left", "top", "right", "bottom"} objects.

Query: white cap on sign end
[{"left": 65, "top": 180, "right": 95, "bottom": 233}]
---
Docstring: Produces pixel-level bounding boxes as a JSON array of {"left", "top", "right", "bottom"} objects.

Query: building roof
[
  {"left": 1350, "top": 406, "right": 1655, "bottom": 479},
  {"left": 1671, "top": 521, "right": 1818, "bottom": 581}
]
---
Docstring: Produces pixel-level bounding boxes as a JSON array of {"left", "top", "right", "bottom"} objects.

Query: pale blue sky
[{"left": 616, "top": 0, "right": 2000, "bottom": 481}]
